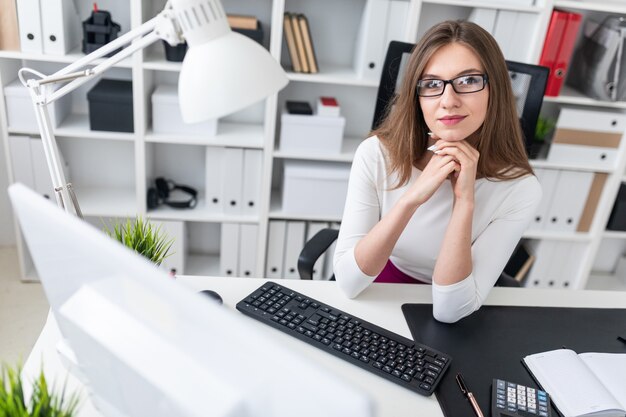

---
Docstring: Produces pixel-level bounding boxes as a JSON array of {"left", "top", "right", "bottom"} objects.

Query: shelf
[
  {"left": 422, "top": 0, "right": 544, "bottom": 12},
  {"left": 554, "top": 0, "right": 626, "bottom": 14},
  {"left": 57, "top": 113, "right": 137, "bottom": 141},
  {"left": 143, "top": 50, "right": 182, "bottom": 72},
  {"left": 522, "top": 230, "right": 593, "bottom": 241},
  {"left": 273, "top": 136, "right": 362, "bottom": 162},
  {"left": 603, "top": 230, "right": 626, "bottom": 239},
  {"left": 585, "top": 271, "right": 626, "bottom": 291},
  {"left": 145, "top": 122, "right": 264, "bottom": 148},
  {"left": 529, "top": 158, "right": 615, "bottom": 174},
  {"left": 8, "top": 113, "right": 137, "bottom": 141},
  {"left": 76, "top": 186, "right": 137, "bottom": 218},
  {"left": 185, "top": 254, "right": 220, "bottom": 276},
  {"left": 543, "top": 85, "right": 626, "bottom": 110},
  {"left": 0, "top": 46, "right": 133, "bottom": 68},
  {"left": 147, "top": 197, "right": 260, "bottom": 223},
  {"left": 286, "top": 65, "right": 379, "bottom": 87}
]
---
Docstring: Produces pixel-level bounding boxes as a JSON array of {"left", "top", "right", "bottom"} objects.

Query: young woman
[{"left": 333, "top": 20, "right": 542, "bottom": 323}]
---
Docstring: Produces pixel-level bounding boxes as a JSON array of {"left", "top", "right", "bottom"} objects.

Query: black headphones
[{"left": 147, "top": 177, "right": 197, "bottom": 209}]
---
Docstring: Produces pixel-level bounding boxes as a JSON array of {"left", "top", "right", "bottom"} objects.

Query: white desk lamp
[{"left": 18, "top": 0, "right": 288, "bottom": 218}]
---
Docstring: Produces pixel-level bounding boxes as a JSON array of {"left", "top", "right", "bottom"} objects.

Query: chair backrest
[{"left": 371, "top": 41, "right": 550, "bottom": 154}]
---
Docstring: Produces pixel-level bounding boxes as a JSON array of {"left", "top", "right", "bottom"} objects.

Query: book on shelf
[
  {"left": 227, "top": 14, "right": 258, "bottom": 30},
  {"left": 290, "top": 13, "right": 310, "bottom": 73},
  {"left": 523, "top": 349, "right": 626, "bottom": 417},
  {"left": 297, "top": 14, "right": 318, "bottom": 74},
  {"left": 283, "top": 13, "right": 302, "bottom": 73}
]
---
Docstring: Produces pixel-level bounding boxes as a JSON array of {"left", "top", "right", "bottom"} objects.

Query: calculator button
[
  {"left": 497, "top": 393, "right": 505, "bottom": 401},
  {"left": 539, "top": 412, "right": 548, "bottom": 417},
  {"left": 497, "top": 380, "right": 505, "bottom": 389}
]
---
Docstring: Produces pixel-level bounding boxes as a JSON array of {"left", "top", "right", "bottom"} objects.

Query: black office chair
[{"left": 298, "top": 41, "right": 549, "bottom": 287}]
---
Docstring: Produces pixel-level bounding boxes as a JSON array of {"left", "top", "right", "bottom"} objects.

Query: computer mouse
[{"left": 199, "top": 289, "right": 223, "bottom": 305}]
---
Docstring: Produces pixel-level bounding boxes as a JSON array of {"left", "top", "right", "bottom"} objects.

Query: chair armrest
[{"left": 297, "top": 228, "right": 339, "bottom": 280}]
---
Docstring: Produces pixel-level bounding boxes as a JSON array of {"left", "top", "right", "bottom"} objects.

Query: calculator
[{"left": 491, "top": 379, "right": 552, "bottom": 417}]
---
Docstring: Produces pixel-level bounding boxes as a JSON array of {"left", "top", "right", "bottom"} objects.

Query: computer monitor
[{"left": 9, "top": 183, "right": 373, "bottom": 417}]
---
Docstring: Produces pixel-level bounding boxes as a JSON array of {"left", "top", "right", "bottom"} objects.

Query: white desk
[{"left": 23, "top": 277, "right": 626, "bottom": 417}]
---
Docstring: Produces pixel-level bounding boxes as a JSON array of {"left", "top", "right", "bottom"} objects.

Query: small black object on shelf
[
  {"left": 87, "top": 78, "right": 133, "bottom": 133},
  {"left": 82, "top": 5, "right": 121, "bottom": 56},
  {"left": 162, "top": 40, "right": 188, "bottom": 62},
  {"left": 233, "top": 23, "right": 264, "bottom": 45},
  {"left": 286, "top": 100, "right": 313, "bottom": 115},
  {"left": 607, "top": 183, "right": 626, "bottom": 231}
]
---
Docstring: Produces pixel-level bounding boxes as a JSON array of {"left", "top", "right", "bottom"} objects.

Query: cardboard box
[
  {"left": 87, "top": 78, "right": 133, "bottom": 133},
  {"left": 280, "top": 112, "right": 345, "bottom": 155},
  {"left": 4, "top": 78, "right": 70, "bottom": 130},
  {"left": 282, "top": 161, "right": 350, "bottom": 217},
  {"left": 152, "top": 84, "right": 217, "bottom": 136}
]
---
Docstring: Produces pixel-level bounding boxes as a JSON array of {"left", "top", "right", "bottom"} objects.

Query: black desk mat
[{"left": 401, "top": 304, "right": 626, "bottom": 417}]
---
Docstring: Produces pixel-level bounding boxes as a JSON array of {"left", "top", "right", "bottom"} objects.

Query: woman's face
[{"left": 418, "top": 43, "right": 489, "bottom": 143}]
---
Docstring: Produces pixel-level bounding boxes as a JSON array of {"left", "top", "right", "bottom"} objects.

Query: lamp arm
[{"left": 17, "top": 4, "right": 183, "bottom": 217}]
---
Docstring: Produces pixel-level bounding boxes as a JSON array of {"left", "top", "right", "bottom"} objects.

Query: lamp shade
[{"left": 178, "top": 31, "right": 288, "bottom": 122}]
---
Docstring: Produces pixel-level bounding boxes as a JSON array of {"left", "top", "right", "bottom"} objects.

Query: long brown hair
[{"left": 373, "top": 20, "right": 533, "bottom": 187}]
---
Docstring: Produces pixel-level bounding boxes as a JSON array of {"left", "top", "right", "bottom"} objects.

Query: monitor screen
[{"left": 9, "top": 183, "right": 372, "bottom": 417}]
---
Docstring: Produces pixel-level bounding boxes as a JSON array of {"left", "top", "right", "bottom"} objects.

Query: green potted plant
[
  {"left": 103, "top": 217, "right": 173, "bottom": 267},
  {"left": 0, "top": 363, "right": 80, "bottom": 417},
  {"left": 530, "top": 115, "right": 556, "bottom": 159}
]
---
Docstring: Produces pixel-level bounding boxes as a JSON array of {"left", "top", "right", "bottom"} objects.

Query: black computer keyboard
[{"left": 236, "top": 282, "right": 452, "bottom": 396}]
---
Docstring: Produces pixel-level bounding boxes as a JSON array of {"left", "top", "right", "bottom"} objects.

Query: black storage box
[
  {"left": 233, "top": 22, "right": 263, "bottom": 45},
  {"left": 87, "top": 79, "right": 133, "bottom": 133},
  {"left": 608, "top": 183, "right": 626, "bottom": 231},
  {"left": 162, "top": 40, "right": 187, "bottom": 62}
]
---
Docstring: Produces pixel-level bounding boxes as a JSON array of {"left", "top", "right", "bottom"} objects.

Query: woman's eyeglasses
[{"left": 417, "top": 74, "right": 488, "bottom": 97}]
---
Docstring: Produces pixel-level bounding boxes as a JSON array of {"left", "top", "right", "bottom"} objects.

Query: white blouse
[{"left": 333, "top": 136, "right": 542, "bottom": 323}]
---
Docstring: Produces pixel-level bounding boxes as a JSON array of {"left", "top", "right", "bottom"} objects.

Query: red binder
[{"left": 539, "top": 10, "right": 582, "bottom": 96}]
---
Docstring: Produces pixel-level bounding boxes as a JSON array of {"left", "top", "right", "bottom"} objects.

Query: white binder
[
  {"left": 508, "top": 12, "right": 536, "bottom": 62},
  {"left": 306, "top": 221, "right": 330, "bottom": 280},
  {"left": 155, "top": 220, "right": 186, "bottom": 275},
  {"left": 323, "top": 222, "right": 341, "bottom": 280},
  {"left": 220, "top": 222, "right": 240, "bottom": 277},
  {"left": 265, "top": 220, "right": 287, "bottom": 279},
  {"left": 8, "top": 135, "right": 35, "bottom": 188},
  {"left": 468, "top": 8, "right": 497, "bottom": 34},
  {"left": 238, "top": 224, "right": 258, "bottom": 278},
  {"left": 529, "top": 168, "right": 559, "bottom": 231},
  {"left": 205, "top": 147, "right": 223, "bottom": 213},
  {"left": 544, "top": 170, "right": 594, "bottom": 232},
  {"left": 353, "top": 0, "right": 389, "bottom": 81},
  {"left": 41, "top": 0, "right": 81, "bottom": 55},
  {"left": 524, "top": 240, "right": 557, "bottom": 288},
  {"left": 383, "top": 1, "right": 409, "bottom": 52},
  {"left": 16, "top": 0, "right": 42, "bottom": 53},
  {"left": 220, "top": 148, "right": 244, "bottom": 215},
  {"left": 242, "top": 149, "right": 263, "bottom": 216},
  {"left": 492, "top": 10, "right": 518, "bottom": 59},
  {"left": 283, "top": 221, "right": 306, "bottom": 280}
]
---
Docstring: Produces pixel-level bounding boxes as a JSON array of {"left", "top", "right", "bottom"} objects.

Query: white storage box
[
  {"left": 152, "top": 84, "right": 218, "bottom": 136},
  {"left": 282, "top": 161, "right": 350, "bottom": 217},
  {"left": 4, "top": 78, "right": 71, "bottom": 130},
  {"left": 279, "top": 112, "right": 345, "bottom": 155}
]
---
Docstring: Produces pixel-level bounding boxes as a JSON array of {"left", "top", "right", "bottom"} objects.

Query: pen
[{"left": 456, "top": 373, "right": 485, "bottom": 417}]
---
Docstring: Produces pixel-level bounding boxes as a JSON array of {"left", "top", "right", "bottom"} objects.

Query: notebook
[{"left": 523, "top": 349, "right": 626, "bottom": 417}]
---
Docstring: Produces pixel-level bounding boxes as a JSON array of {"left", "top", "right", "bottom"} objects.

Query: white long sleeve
[{"left": 334, "top": 136, "right": 542, "bottom": 322}]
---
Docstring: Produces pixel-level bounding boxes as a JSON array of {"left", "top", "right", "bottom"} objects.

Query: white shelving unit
[{"left": 2, "top": 0, "right": 626, "bottom": 290}]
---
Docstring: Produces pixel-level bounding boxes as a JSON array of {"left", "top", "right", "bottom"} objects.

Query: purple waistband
[{"left": 374, "top": 260, "right": 426, "bottom": 284}]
